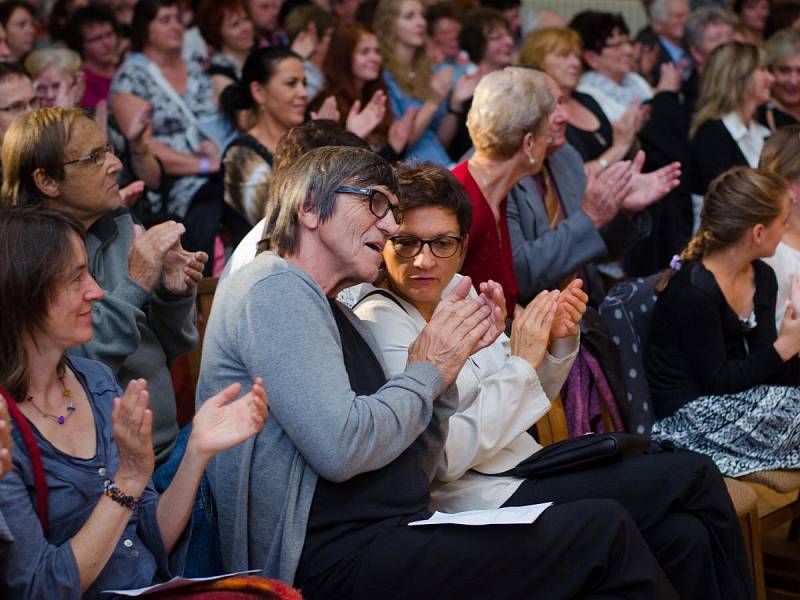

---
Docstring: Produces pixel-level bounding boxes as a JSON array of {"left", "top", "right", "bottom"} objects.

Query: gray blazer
[{"left": 507, "top": 143, "right": 650, "bottom": 306}]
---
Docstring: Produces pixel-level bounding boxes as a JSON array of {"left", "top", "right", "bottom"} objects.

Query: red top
[
  {"left": 451, "top": 161, "right": 519, "bottom": 316},
  {"left": 80, "top": 67, "right": 112, "bottom": 109}
]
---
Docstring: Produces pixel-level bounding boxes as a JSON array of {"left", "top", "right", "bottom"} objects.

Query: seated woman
[
  {"left": 221, "top": 47, "right": 308, "bottom": 226},
  {"left": 0, "top": 205, "right": 268, "bottom": 599},
  {"left": 761, "top": 125, "right": 800, "bottom": 329},
  {"left": 373, "top": 0, "right": 464, "bottom": 165},
  {"left": 24, "top": 48, "right": 85, "bottom": 109},
  {"left": 353, "top": 161, "right": 754, "bottom": 600},
  {"left": 761, "top": 28, "right": 800, "bottom": 130},
  {"left": 690, "top": 42, "right": 772, "bottom": 220},
  {"left": 0, "top": 0, "right": 36, "bottom": 64},
  {"left": 647, "top": 166, "right": 800, "bottom": 477},
  {"left": 310, "top": 22, "right": 413, "bottom": 161},
  {"left": 520, "top": 26, "right": 639, "bottom": 174},
  {"left": 110, "top": 0, "right": 244, "bottom": 266}
]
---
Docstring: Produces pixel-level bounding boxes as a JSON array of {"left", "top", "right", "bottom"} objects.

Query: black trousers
[
  {"left": 295, "top": 498, "right": 678, "bottom": 600},
  {"left": 502, "top": 448, "right": 755, "bottom": 600}
]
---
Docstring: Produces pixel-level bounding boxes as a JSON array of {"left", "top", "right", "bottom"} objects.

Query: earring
[{"left": 528, "top": 153, "right": 536, "bottom": 166}]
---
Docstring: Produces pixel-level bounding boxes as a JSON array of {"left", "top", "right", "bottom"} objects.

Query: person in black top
[
  {"left": 760, "top": 28, "right": 800, "bottom": 131},
  {"left": 647, "top": 166, "right": 800, "bottom": 477}
]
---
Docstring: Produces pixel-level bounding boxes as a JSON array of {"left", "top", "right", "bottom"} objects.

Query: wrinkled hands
[
  {"left": 582, "top": 161, "right": 632, "bottom": 228},
  {"left": 620, "top": 150, "right": 681, "bottom": 214},
  {"left": 188, "top": 378, "right": 268, "bottom": 461},
  {"left": 128, "top": 222, "right": 208, "bottom": 294}
]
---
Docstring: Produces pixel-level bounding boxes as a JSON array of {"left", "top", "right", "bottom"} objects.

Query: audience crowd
[{"left": 0, "top": 0, "right": 799, "bottom": 597}]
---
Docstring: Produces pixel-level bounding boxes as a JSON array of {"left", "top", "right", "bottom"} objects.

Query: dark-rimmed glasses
[
  {"left": 335, "top": 185, "right": 403, "bottom": 225},
  {"left": 389, "top": 235, "right": 463, "bottom": 258},
  {"left": 63, "top": 143, "right": 115, "bottom": 168}
]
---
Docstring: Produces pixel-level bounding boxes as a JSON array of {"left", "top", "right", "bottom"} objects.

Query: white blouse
[{"left": 353, "top": 275, "right": 579, "bottom": 512}]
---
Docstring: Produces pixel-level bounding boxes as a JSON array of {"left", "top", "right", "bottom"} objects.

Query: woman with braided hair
[{"left": 645, "top": 166, "right": 800, "bottom": 477}]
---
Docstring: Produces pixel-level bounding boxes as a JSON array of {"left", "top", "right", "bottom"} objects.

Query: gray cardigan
[
  {"left": 68, "top": 208, "right": 199, "bottom": 463},
  {"left": 197, "top": 252, "right": 456, "bottom": 584},
  {"left": 507, "top": 144, "right": 650, "bottom": 306}
]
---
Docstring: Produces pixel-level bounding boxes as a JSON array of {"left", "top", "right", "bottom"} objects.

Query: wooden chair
[{"left": 186, "top": 277, "right": 219, "bottom": 394}]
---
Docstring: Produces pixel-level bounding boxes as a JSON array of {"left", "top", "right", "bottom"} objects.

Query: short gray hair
[
  {"left": 651, "top": 0, "right": 687, "bottom": 24},
  {"left": 684, "top": 5, "right": 736, "bottom": 53},
  {"left": 467, "top": 66, "right": 554, "bottom": 159},
  {"left": 260, "top": 146, "right": 398, "bottom": 256},
  {"left": 765, "top": 28, "right": 800, "bottom": 70}
]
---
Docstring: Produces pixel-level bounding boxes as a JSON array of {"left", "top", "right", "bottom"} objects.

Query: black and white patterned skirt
[{"left": 652, "top": 385, "right": 800, "bottom": 477}]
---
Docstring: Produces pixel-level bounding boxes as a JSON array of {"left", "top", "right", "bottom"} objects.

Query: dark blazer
[
  {"left": 506, "top": 143, "right": 650, "bottom": 307},
  {"left": 689, "top": 118, "right": 748, "bottom": 197},
  {"left": 635, "top": 26, "right": 674, "bottom": 84}
]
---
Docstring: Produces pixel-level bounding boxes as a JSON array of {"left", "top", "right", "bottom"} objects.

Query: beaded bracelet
[{"left": 103, "top": 479, "right": 140, "bottom": 511}]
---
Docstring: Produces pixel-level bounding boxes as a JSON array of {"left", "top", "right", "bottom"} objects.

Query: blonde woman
[
  {"left": 648, "top": 167, "right": 800, "bottom": 477},
  {"left": 373, "top": 0, "right": 470, "bottom": 165},
  {"left": 24, "top": 48, "right": 85, "bottom": 108},
  {"left": 520, "top": 26, "right": 638, "bottom": 173},
  {"left": 761, "top": 28, "right": 800, "bottom": 130}
]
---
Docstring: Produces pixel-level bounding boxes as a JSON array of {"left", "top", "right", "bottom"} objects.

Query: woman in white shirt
[{"left": 354, "top": 161, "right": 756, "bottom": 600}]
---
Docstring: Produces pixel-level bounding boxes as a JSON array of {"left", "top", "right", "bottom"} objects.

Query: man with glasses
[
  {"left": 65, "top": 6, "right": 121, "bottom": 109},
  {"left": 0, "top": 107, "right": 206, "bottom": 464},
  {"left": 0, "top": 63, "right": 35, "bottom": 155}
]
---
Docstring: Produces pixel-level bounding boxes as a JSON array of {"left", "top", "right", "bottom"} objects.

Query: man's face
[
  {"left": 81, "top": 21, "right": 120, "bottom": 67},
  {"left": 430, "top": 17, "right": 460, "bottom": 61},
  {"left": 481, "top": 24, "right": 514, "bottom": 70},
  {"left": 51, "top": 117, "right": 123, "bottom": 226},
  {"left": 653, "top": 0, "right": 689, "bottom": 45},
  {"left": 0, "top": 75, "right": 35, "bottom": 148},
  {"left": 249, "top": 0, "right": 282, "bottom": 35}
]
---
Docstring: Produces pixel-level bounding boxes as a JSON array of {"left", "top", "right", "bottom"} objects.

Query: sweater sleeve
[
  {"left": 667, "top": 282, "right": 785, "bottom": 395},
  {"left": 147, "top": 286, "right": 199, "bottom": 364},
  {"left": 237, "top": 272, "right": 446, "bottom": 483}
]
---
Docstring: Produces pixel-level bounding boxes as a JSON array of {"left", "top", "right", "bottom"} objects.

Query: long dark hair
[{"left": 0, "top": 206, "right": 85, "bottom": 402}]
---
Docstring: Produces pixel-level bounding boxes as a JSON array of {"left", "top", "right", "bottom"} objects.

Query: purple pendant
[{"left": 57, "top": 416, "right": 65, "bottom": 425}]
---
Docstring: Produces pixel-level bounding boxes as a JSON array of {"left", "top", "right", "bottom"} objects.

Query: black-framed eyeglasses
[
  {"left": 335, "top": 185, "right": 403, "bottom": 225},
  {"left": 63, "top": 143, "right": 115, "bottom": 168},
  {"left": 389, "top": 235, "right": 463, "bottom": 258}
]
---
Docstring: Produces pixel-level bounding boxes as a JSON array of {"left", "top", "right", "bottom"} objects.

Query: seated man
[
  {"left": 0, "top": 107, "right": 206, "bottom": 463},
  {"left": 507, "top": 73, "right": 681, "bottom": 305},
  {"left": 198, "top": 144, "right": 680, "bottom": 599},
  {"left": 0, "top": 63, "right": 35, "bottom": 170}
]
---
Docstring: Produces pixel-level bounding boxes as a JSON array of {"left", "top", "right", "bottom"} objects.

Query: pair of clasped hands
[{"left": 407, "top": 277, "right": 588, "bottom": 387}]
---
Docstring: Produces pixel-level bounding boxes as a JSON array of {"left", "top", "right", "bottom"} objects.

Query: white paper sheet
[
  {"left": 101, "top": 569, "right": 261, "bottom": 596},
  {"left": 408, "top": 503, "right": 553, "bottom": 527}
]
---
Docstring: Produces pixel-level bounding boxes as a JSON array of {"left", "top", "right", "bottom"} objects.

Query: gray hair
[
  {"left": 684, "top": 5, "right": 736, "bottom": 53},
  {"left": 651, "top": 0, "right": 687, "bottom": 24},
  {"left": 765, "top": 28, "right": 800, "bottom": 70},
  {"left": 467, "top": 66, "right": 554, "bottom": 159},
  {"left": 260, "top": 146, "right": 398, "bottom": 256}
]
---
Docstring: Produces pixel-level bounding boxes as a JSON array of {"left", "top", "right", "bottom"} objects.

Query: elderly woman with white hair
[
  {"left": 24, "top": 48, "right": 85, "bottom": 108},
  {"left": 453, "top": 66, "right": 554, "bottom": 316}
]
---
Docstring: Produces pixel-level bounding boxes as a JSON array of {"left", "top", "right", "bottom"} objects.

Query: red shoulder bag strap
[{"left": 0, "top": 387, "right": 48, "bottom": 536}]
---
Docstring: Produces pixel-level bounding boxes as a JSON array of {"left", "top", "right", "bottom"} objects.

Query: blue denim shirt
[
  {"left": 383, "top": 70, "right": 451, "bottom": 166},
  {"left": 0, "top": 356, "right": 186, "bottom": 599}
]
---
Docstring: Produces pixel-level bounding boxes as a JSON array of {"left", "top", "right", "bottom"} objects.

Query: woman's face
[
  {"left": 759, "top": 192, "right": 791, "bottom": 258},
  {"left": 541, "top": 48, "right": 582, "bottom": 92},
  {"left": 740, "top": 0, "right": 769, "bottom": 33},
  {"left": 590, "top": 28, "right": 634, "bottom": 83},
  {"left": 382, "top": 205, "right": 465, "bottom": 314},
  {"left": 33, "top": 66, "right": 73, "bottom": 107},
  {"left": 351, "top": 32, "right": 382, "bottom": 83},
  {"left": 746, "top": 64, "right": 775, "bottom": 107},
  {"left": 395, "top": 0, "right": 426, "bottom": 49},
  {"left": 40, "top": 233, "right": 104, "bottom": 350},
  {"left": 146, "top": 5, "right": 184, "bottom": 53},
  {"left": 771, "top": 55, "right": 800, "bottom": 107},
  {"left": 257, "top": 57, "right": 308, "bottom": 129},
  {"left": 5, "top": 7, "right": 36, "bottom": 61},
  {"left": 221, "top": 7, "right": 254, "bottom": 54}
]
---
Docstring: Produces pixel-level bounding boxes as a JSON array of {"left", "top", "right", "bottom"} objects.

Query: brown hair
[
  {"left": 196, "top": 0, "right": 249, "bottom": 51},
  {"left": 0, "top": 205, "right": 85, "bottom": 402},
  {"left": 396, "top": 162, "right": 472, "bottom": 236},
  {"left": 759, "top": 124, "right": 800, "bottom": 182},
  {"left": 458, "top": 8, "right": 509, "bottom": 64},
  {"left": 519, "top": 26, "right": 582, "bottom": 70},
  {"left": 656, "top": 166, "right": 788, "bottom": 292},
  {"left": 1, "top": 107, "right": 88, "bottom": 208},
  {"left": 315, "top": 22, "right": 393, "bottom": 147}
]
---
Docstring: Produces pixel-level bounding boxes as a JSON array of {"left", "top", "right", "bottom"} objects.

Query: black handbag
[{"left": 494, "top": 433, "right": 652, "bottom": 479}]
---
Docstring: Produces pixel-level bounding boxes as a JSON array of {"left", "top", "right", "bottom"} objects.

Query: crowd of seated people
[{"left": 1, "top": 0, "right": 800, "bottom": 597}]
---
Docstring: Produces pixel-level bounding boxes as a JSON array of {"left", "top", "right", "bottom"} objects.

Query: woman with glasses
[{"left": 353, "top": 160, "right": 755, "bottom": 600}]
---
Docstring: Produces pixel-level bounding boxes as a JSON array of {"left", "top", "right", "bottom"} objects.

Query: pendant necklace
[{"left": 27, "top": 371, "right": 75, "bottom": 425}]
